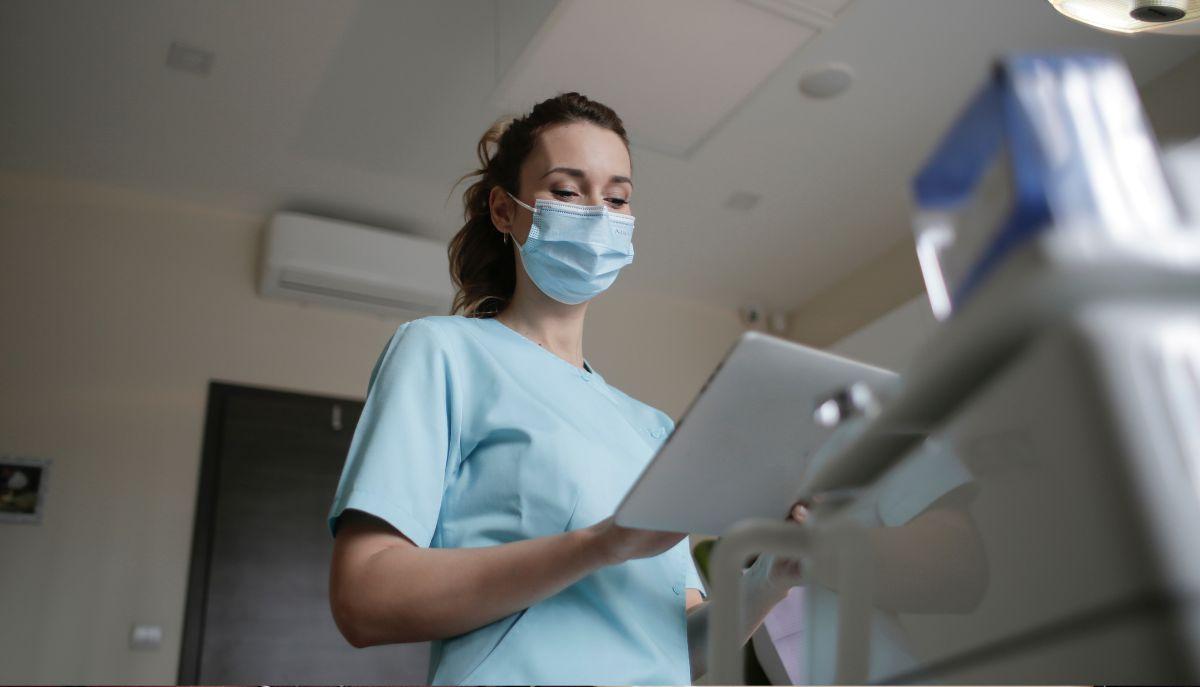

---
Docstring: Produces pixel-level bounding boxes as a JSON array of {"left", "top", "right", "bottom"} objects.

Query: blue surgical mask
[{"left": 507, "top": 192, "right": 635, "bottom": 305}]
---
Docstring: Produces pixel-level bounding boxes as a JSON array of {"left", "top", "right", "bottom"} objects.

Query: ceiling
[{"left": 1, "top": 0, "right": 1197, "bottom": 313}]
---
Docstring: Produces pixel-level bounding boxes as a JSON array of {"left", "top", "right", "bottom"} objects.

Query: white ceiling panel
[{"left": 491, "top": 0, "right": 829, "bottom": 157}]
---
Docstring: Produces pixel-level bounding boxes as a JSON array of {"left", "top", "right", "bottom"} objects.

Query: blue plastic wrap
[{"left": 912, "top": 53, "right": 1183, "bottom": 319}]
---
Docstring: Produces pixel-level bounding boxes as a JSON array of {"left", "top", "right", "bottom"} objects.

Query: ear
[{"left": 488, "top": 185, "right": 516, "bottom": 235}]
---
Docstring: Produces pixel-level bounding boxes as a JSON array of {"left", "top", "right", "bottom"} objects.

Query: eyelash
[{"left": 551, "top": 189, "right": 629, "bottom": 208}]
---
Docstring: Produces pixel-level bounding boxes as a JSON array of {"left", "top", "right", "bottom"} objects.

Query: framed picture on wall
[{"left": 1, "top": 456, "right": 51, "bottom": 524}]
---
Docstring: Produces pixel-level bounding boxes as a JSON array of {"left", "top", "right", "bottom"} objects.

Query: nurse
[{"left": 327, "top": 92, "right": 804, "bottom": 685}]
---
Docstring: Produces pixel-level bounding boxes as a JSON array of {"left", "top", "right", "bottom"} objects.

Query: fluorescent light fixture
[
  {"left": 1047, "top": 0, "right": 1200, "bottom": 33},
  {"left": 492, "top": 0, "right": 851, "bottom": 158}
]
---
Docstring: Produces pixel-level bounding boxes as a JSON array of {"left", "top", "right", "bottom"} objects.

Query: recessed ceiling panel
[{"left": 491, "top": 0, "right": 838, "bottom": 157}]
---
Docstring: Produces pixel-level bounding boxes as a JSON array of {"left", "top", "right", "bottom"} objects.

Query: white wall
[{"left": 0, "top": 170, "right": 744, "bottom": 683}]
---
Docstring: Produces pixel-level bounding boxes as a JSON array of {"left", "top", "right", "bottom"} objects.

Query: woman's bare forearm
[{"left": 337, "top": 526, "right": 613, "bottom": 646}]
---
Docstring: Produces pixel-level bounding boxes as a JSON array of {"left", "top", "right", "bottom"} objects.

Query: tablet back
[{"left": 613, "top": 330, "right": 897, "bottom": 536}]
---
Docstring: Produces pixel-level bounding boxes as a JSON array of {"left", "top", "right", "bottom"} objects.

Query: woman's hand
[
  {"left": 588, "top": 516, "right": 687, "bottom": 565},
  {"left": 746, "top": 502, "right": 808, "bottom": 602}
]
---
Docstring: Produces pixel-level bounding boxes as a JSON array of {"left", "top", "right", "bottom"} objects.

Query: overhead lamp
[{"left": 1047, "top": 0, "right": 1200, "bottom": 33}]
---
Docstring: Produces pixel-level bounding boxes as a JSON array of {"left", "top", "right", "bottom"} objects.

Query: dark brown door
[{"left": 179, "top": 382, "right": 429, "bottom": 684}]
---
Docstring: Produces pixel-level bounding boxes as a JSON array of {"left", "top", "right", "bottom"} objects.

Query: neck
[{"left": 497, "top": 282, "right": 588, "bottom": 369}]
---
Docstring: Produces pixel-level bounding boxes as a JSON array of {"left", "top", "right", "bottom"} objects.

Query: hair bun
[{"left": 477, "top": 116, "right": 515, "bottom": 168}]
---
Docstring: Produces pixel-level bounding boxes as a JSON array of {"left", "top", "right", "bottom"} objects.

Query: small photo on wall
[{"left": 1, "top": 457, "right": 50, "bottom": 524}]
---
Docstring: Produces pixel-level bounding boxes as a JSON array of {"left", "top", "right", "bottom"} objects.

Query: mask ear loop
[
  {"left": 505, "top": 191, "right": 536, "bottom": 249},
  {"left": 506, "top": 191, "right": 537, "bottom": 214}
]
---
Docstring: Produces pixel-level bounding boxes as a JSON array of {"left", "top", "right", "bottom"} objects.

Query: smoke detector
[
  {"left": 798, "top": 63, "right": 855, "bottom": 99},
  {"left": 1047, "top": 0, "right": 1200, "bottom": 33}
]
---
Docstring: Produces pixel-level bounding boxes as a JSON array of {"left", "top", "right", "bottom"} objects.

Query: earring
[{"left": 503, "top": 232, "right": 510, "bottom": 245}]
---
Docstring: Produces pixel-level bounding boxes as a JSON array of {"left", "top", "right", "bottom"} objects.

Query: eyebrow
[{"left": 541, "top": 166, "right": 633, "bottom": 188}]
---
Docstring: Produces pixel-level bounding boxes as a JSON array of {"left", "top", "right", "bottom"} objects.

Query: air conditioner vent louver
[{"left": 277, "top": 269, "right": 444, "bottom": 315}]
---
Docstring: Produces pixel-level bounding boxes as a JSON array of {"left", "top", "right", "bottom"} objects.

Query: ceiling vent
[
  {"left": 258, "top": 212, "right": 454, "bottom": 319},
  {"left": 491, "top": 0, "right": 852, "bottom": 158}
]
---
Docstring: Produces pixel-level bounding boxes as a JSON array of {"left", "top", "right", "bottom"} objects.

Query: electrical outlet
[{"left": 129, "top": 624, "right": 163, "bottom": 651}]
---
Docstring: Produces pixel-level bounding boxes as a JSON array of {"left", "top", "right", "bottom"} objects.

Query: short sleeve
[
  {"left": 660, "top": 412, "right": 676, "bottom": 435},
  {"left": 327, "top": 319, "right": 461, "bottom": 546},
  {"left": 684, "top": 540, "right": 708, "bottom": 598}
]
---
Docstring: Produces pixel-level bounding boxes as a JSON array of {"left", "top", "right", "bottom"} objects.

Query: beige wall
[
  {"left": 829, "top": 295, "right": 939, "bottom": 372},
  {"left": 786, "top": 239, "right": 926, "bottom": 347},
  {"left": 0, "top": 170, "right": 743, "bottom": 683}
]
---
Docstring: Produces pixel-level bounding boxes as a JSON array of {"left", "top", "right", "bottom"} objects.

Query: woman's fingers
[
  {"left": 787, "top": 502, "right": 809, "bottom": 523},
  {"left": 761, "top": 503, "right": 809, "bottom": 591}
]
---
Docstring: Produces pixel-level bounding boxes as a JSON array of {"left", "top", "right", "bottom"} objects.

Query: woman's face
[{"left": 495, "top": 121, "right": 633, "bottom": 248}]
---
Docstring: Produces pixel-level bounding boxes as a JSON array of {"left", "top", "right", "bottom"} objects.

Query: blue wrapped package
[{"left": 911, "top": 52, "right": 1184, "bottom": 319}]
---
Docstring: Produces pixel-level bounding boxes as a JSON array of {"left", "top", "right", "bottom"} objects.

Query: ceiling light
[
  {"left": 1131, "top": 0, "right": 1187, "bottom": 20},
  {"left": 798, "top": 63, "right": 854, "bottom": 99},
  {"left": 1047, "top": 0, "right": 1200, "bottom": 33}
]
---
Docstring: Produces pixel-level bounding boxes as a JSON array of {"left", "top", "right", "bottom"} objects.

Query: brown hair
[{"left": 447, "top": 92, "right": 629, "bottom": 318}]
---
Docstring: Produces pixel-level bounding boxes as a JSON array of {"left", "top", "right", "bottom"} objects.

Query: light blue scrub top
[{"left": 327, "top": 314, "right": 706, "bottom": 685}]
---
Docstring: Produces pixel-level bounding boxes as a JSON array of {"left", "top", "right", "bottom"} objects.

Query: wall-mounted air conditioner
[{"left": 258, "top": 212, "right": 454, "bottom": 319}]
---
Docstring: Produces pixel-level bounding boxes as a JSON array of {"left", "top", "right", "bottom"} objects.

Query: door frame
[{"left": 177, "top": 380, "right": 362, "bottom": 684}]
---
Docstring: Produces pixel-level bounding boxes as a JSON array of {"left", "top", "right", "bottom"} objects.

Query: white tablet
[{"left": 613, "top": 330, "right": 898, "bottom": 537}]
